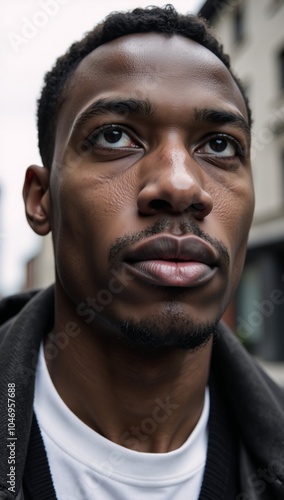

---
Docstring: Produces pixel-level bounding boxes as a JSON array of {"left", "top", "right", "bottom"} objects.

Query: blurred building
[
  {"left": 24, "top": 233, "right": 54, "bottom": 290},
  {"left": 199, "top": 0, "right": 284, "bottom": 364}
]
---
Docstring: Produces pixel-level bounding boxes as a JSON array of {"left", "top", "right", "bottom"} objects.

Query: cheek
[
  {"left": 49, "top": 169, "right": 136, "bottom": 303},
  {"left": 211, "top": 176, "right": 254, "bottom": 291}
]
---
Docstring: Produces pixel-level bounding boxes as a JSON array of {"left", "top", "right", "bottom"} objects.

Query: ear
[{"left": 23, "top": 165, "right": 51, "bottom": 236}]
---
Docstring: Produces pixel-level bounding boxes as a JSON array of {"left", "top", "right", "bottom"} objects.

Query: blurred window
[
  {"left": 237, "top": 247, "right": 284, "bottom": 362},
  {"left": 279, "top": 48, "right": 284, "bottom": 90},
  {"left": 242, "top": 81, "right": 250, "bottom": 102},
  {"left": 282, "top": 150, "right": 284, "bottom": 195},
  {"left": 269, "top": 0, "right": 284, "bottom": 14},
  {"left": 233, "top": 3, "right": 246, "bottom": 43}
]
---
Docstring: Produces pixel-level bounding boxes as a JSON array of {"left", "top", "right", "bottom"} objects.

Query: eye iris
[
  {"left": 209, "top": 138, "right": 227, "bottom": 152},
  {"left": 104, "top": 129, "right": 122, "bottom": 143}
]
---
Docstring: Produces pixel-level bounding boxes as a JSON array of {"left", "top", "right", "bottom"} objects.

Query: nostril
[
  {"left": 192, "top": 203, "right": 205, "bottom": 211},
  {"left": 137, "top": 175, "right": 213, "bottom": 217},
  {"left": 149, "top": 199, "right": 172, "bottom": 211},
  {"left": 148, "top": 200, "right": 206, "bottom": 214}
]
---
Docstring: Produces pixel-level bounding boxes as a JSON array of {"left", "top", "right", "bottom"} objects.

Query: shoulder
[
  {"left": 0, "top": 289, "right": 40, "bottom": 328},
  {"left": 213, "top": 322, "right": 284, "bottom": 497},
  {"left": 0, "top": 286, "right": 55, "bottom": 348}
]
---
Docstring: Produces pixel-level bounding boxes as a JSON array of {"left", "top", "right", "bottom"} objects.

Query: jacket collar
[{"left": 0, "top": 286, "right": 54, "bottom": 498}]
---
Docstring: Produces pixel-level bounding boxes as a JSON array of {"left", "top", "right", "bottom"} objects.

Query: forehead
[{"left": 55, "top": 33, "right": 248, "bottom": 150}]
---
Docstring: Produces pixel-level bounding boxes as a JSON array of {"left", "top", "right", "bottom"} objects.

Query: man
[{"left": 0, "top": 4, "right": 283, "bottom": 499}]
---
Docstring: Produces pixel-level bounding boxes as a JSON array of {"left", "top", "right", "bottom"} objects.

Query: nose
[{"left": 137, "top": 144, "right": 213, "bottom": 219}]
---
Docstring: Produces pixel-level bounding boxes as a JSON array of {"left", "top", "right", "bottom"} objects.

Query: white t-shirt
[{"left": 34, "top": 344, "right": 209, "bottom": 500}]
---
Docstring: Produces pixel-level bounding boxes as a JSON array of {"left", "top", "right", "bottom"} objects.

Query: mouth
[{"left": 123, "top": 234, "right": 219, "bottom": 287}]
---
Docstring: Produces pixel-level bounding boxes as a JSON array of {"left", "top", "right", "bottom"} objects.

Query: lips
[{"left": 123, "top": 235, "right": 219, "bottom": 287}]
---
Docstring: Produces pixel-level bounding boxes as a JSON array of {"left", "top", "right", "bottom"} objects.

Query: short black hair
[{"left": 37, "top": 4, "right": 251, "bottom": 167}]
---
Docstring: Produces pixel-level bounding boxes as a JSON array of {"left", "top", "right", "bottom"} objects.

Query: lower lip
[{"left": 125, "top": 260, "right": 216, "bottom": 287}]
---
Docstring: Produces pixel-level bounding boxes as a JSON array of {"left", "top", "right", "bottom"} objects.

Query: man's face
[{"left": 48, "top": 33, "right": 254, "bottom": 348}]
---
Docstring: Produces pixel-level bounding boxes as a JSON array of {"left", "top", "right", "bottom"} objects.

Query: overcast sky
[{"left": 0, "top": 0, "right": 204, "bottom": 295}]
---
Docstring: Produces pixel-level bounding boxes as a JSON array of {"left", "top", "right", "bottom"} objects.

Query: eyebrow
[
  {"left": 73, "top": 98, "right": 155, "bottom": 131},
  {"left": 194, "top": 108, "right": 251, "bottom": 138},
  {"left": 72, "top": 98, "right": 251, "bottom": 141}
]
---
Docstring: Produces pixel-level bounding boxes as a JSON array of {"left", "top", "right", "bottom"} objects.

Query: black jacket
[{"left": 0, "top": 286, "right": 284, "bottom": 499}]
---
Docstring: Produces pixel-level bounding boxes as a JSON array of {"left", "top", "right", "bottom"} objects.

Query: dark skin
[{"left": 23, "top": 34, "right": 254, "bottom": 453}]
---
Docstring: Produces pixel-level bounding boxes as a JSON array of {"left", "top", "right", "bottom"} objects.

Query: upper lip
[{"left": 123, "top": 234, "right": 219, "bottom": 266}]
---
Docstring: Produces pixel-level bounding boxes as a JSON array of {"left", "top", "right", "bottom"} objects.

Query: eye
[
  {"left": 86, "top": 125, "right": 140, "bottom": 150},
  {"left": 197, "top": 135, "right": 242, "bottom": 158}
]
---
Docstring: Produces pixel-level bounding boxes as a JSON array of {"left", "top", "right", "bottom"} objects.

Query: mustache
[{"left": 108, "top": 219, "right": 230, "bottom": 267}]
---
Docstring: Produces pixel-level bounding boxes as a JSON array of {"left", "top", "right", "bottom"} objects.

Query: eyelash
[
  {"left": 83, "top": 124, "right": 140, "bottom": 150},
  {"left": 82, "top": 125, "right": 245, "bottom": 160},
  {"left": 196, "top": 133, "right": 245, "bottom": 159}
]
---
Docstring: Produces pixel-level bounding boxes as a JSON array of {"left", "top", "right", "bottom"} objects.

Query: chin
[{"left": 117, "top": 306, "right": 218, "bottom": 352}]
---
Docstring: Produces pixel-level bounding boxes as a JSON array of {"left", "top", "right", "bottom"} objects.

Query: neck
[{"left": 45, "top": 295, "right": 212, "bottom": 453}]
